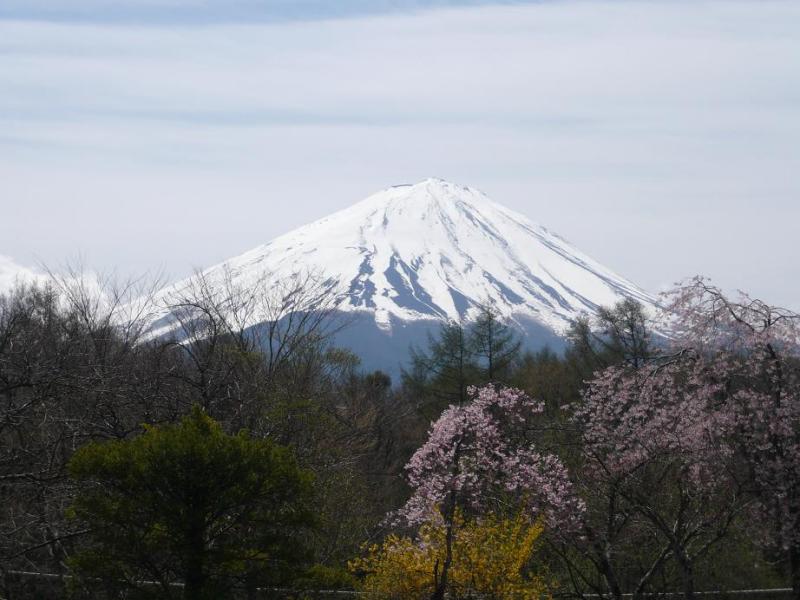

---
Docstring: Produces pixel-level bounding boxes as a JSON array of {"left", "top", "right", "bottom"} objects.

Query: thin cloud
[
  {"left": 0, "top": 1, "right": 798, "bottom": 308},
  {"left": 1, "top": 0, "right": 537, "bottom": 25}
]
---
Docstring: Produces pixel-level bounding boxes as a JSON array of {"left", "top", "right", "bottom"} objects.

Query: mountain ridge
[{"left": 144, "top": 178, "right": 655, "bottom": 345}]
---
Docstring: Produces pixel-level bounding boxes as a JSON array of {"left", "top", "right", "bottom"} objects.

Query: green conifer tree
[{"left": 68, "top": 406, "right": 315, "bottom": 599}]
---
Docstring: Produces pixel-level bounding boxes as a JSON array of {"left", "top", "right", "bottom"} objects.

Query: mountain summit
[{"left": 145, "top": 179, "right": 656, "bottom": 368}]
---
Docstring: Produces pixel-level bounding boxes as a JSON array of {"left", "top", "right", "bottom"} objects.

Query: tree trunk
[
  {"left": 598, "top": 551, "right": 624, "bottom": 600},
  {"left": 184, "top": 559, "right": 205, "bottom": 600},
  {"left": 431, "top": 517, "right": 454, "bottom": 600},
  {"left": 790, "top": 545, "right": 800, "bottom": 600},
  {"left": 245, "top": 573, "right": 258, "bottom": 600},
  {"left": 431, "top": 493, "right": 457, "bottom": 600},
  {"left": 675, "top": 547, "right": 695, "bottom": 600},
  {"left": 582, "top": 521, "right": 623, "bottom": 600},
  {"left": 184, "top": 568, "right": 204, "bottom": 600},
  {"left": 184, "top": 521, "right": 206, "bottom": 600}
]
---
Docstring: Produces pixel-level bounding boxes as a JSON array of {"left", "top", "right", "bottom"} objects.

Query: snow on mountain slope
[
  {"left": 0, "top": 255, "right": 47, "bottom": 293},
  {"left": 144, "top": 178, "right": 656, "bottom": 340}
]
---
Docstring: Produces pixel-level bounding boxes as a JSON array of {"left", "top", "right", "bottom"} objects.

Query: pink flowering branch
[{"left": 394, "top": 384, "right": 583, "bottom": 600}]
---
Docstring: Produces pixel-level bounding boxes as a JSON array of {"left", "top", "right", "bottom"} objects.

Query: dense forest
[{"left": 0, "top": 273, "right": 798, "bottom": 600}]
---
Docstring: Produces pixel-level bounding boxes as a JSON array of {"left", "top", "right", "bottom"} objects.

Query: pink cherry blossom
[{"left": 397, "top": 384, "right": 583, "bottom": 531}]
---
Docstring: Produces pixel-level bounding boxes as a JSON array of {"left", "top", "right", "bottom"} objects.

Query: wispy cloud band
[{"left": 1, "top": 1, "right": 798, "bottom": 308}]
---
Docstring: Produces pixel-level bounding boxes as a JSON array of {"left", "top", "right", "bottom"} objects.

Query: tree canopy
[{"left": 68, "top": 406, "right": 315, "bottom": 600}]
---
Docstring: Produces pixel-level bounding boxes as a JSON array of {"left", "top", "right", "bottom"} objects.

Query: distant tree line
[{"left": 0, "top": 270, "right": 798, "bottom": 599}]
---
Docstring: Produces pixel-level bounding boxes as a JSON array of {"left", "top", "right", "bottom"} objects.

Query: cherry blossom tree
[
  {"left": 396, "top": 282, "right": 800, "bottom": 600},
  {"left": 664, "top": 278, "right": 800, "bottom": 597},
  {"left": 572, "top": 351, "right": 747, "bottom": 600},
  {"left": 564, "top": 279, "right": 800, "bottom": 600},
  {"left": 396, "top": 384, "right": 581, "bottom": 600}
]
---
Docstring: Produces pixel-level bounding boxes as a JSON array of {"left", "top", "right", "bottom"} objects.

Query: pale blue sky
[
  {"left": 1, "top": 0, "right": 799, "bottom": 308},
  {"left": 2, "top": 0, "right": 532, "bottom": 24}
]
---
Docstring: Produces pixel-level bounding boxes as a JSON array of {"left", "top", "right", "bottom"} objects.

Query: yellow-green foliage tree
[{"left": 351, "top": 510, "right": 549, "bottom": 600}]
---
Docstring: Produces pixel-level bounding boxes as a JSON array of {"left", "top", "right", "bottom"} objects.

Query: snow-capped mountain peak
[{"left": 147, "top": 178, "right": 655, "bottom": 339}]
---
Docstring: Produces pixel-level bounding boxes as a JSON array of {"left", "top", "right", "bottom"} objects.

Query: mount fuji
[{"left": 145, "top": 178, "right": 657, "bottom": 374}]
